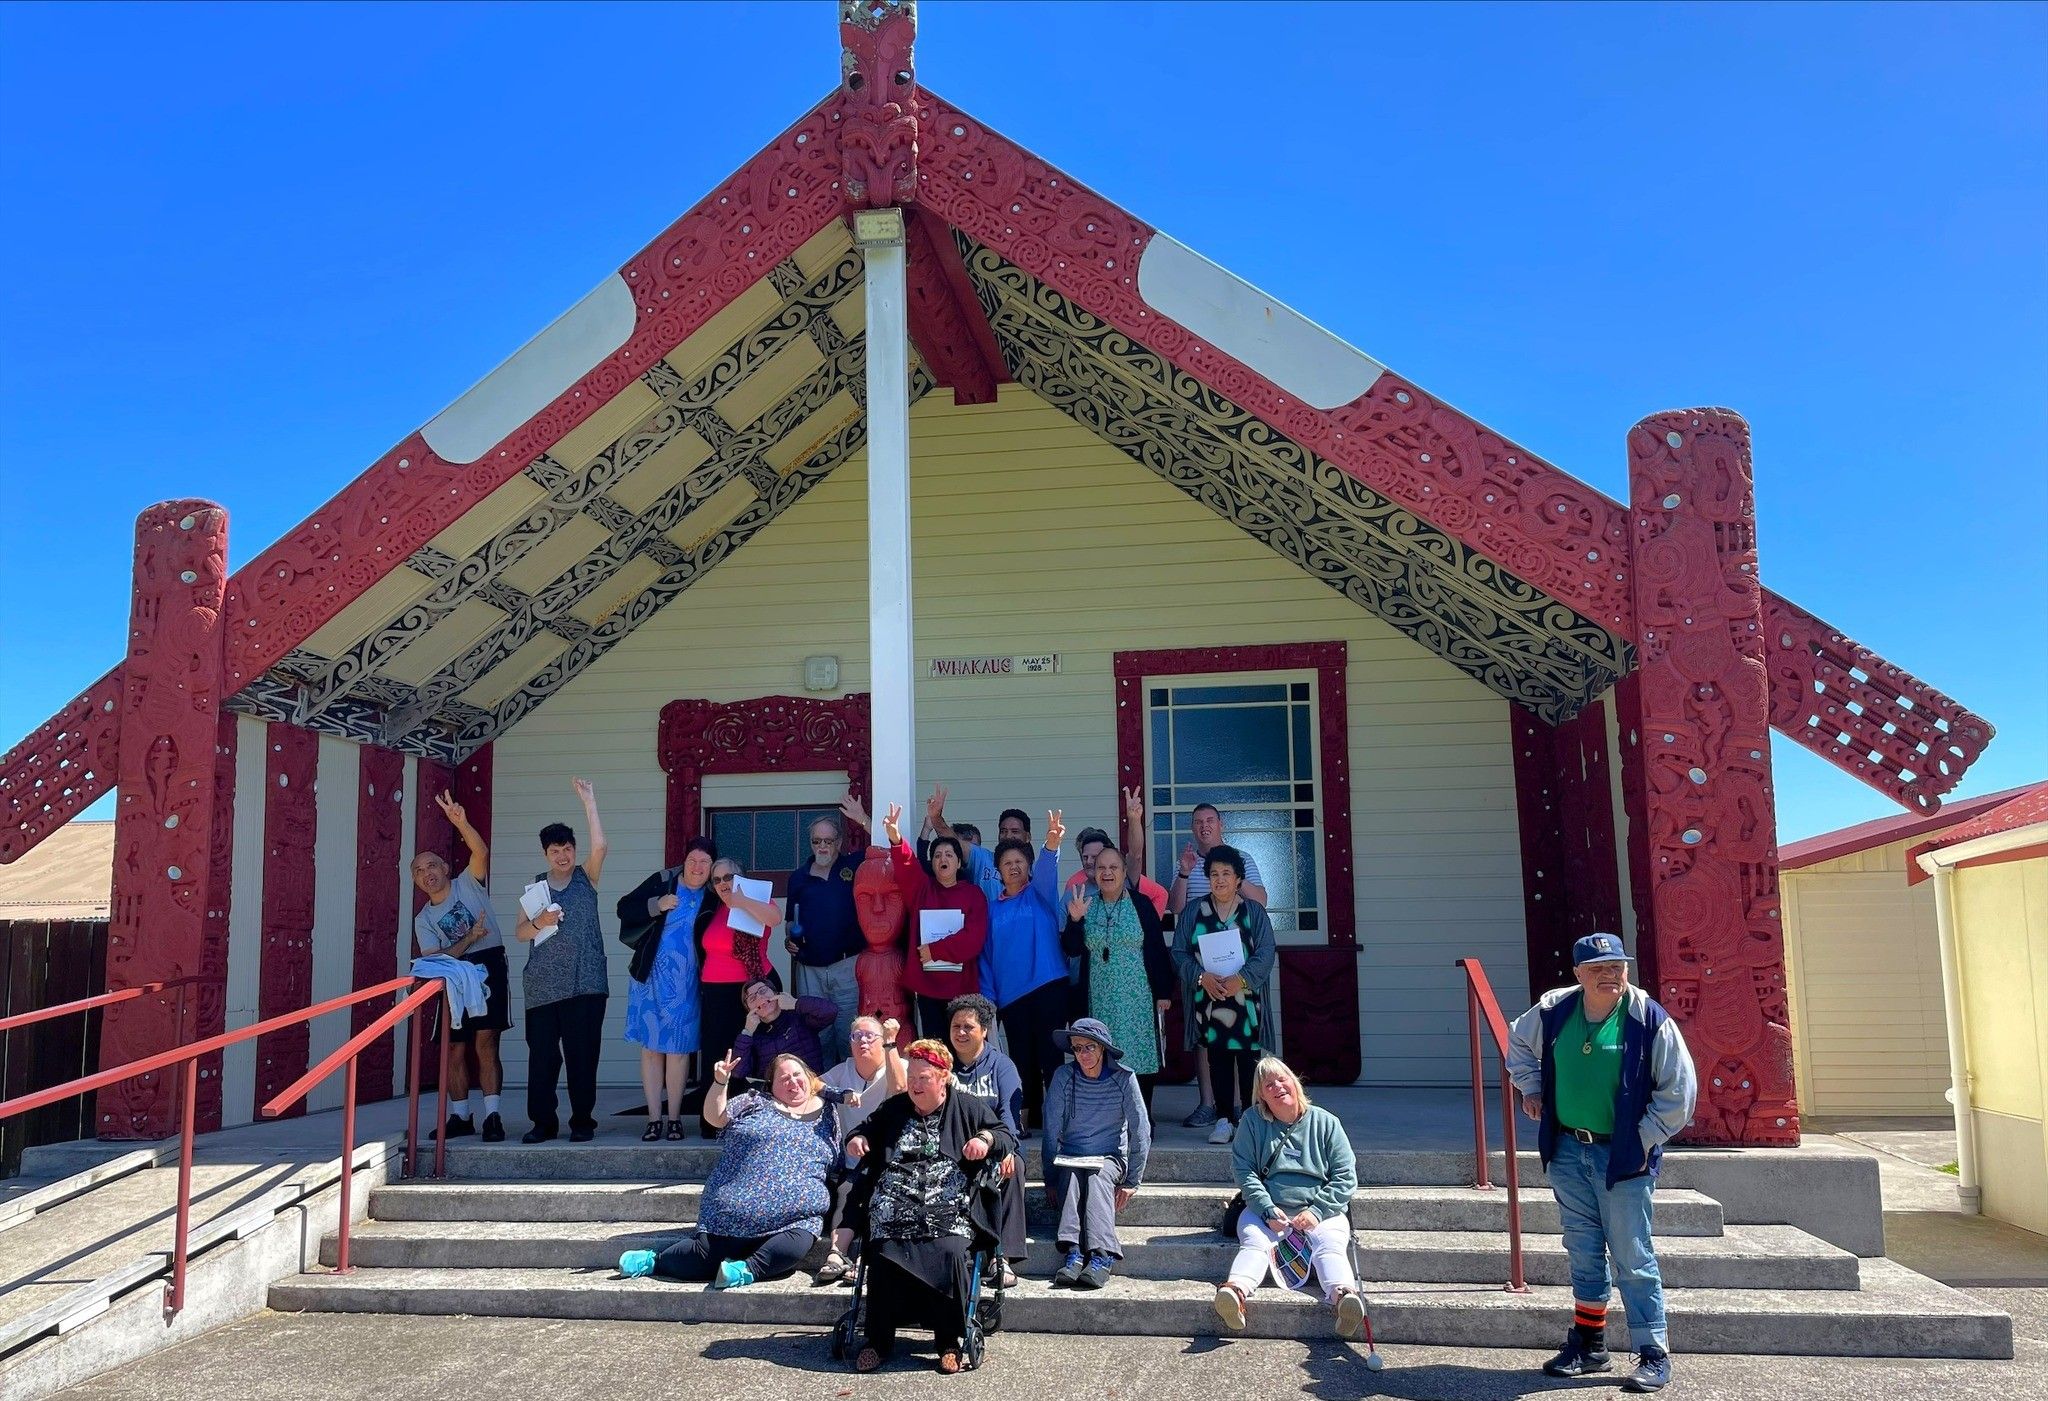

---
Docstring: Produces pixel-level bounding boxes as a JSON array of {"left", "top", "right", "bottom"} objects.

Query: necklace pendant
[{"left": 1580, "top": 1042, "right": 1593, "bottom": 1055}]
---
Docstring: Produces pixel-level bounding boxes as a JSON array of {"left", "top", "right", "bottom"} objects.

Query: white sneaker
[{"left": 1207, "top": 1116, "right": 1237, "bottom": 1145}]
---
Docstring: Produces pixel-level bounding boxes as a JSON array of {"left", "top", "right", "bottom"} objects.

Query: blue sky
[{"left": 1, "top": 1, "right": 2042, "bottom": 840}]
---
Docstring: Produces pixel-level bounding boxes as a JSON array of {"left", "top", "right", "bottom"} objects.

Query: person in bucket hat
[
  {"left": 1507, "top": 933, "right": 1697, "bottom": 1392},
  {"left": 1041, "top": 1017, "right": 1152, "bottom": 1288}
]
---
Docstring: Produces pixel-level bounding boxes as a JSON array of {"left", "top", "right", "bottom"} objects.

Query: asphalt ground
[{"left": 49, "top": 1304, "right": 2048, "bottom": 1401}]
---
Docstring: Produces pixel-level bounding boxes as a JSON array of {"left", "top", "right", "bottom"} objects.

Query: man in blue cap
[{"left": 1507, "top": 932, "right": 1697, "bottom": 1393}]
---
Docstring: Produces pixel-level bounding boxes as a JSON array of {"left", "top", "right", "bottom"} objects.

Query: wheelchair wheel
[
  {"left": 829, "top": 1308, "right": 859, "bottom": 1361},
  {"left": 963, "top": 1321, "right": 986, "bottom": 1371},
  {"left": 975, "top": 1292, "right": 1003, "bottom": 1334}
]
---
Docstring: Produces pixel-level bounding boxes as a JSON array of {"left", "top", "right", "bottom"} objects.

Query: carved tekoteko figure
[
  {"left": 853, "top": 846, "right": 912, "bottom": 1046},
  {"left": 838, "top": 0, "right": 918, "bottom": 209}
]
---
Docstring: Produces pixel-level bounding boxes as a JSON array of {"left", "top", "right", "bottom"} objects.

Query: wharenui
[{"left": 0, "top": 0, "right": 1993, "bottom": 1147}]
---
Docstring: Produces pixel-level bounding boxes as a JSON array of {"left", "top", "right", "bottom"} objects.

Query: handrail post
[
  {"left": 432, "top": 994, "right": 452, "bottom": 1180},
  {"left": 336, "top": 1059, "right": 358, "bottom": 1274},
  {"left": 1466, "top": 978, "right": 1492, "bottom": 1190},
  {"left": 403, "top": 997, "right": 425, "bottom": 1180},
  {"left": 1500, "top": 1076, "right": 1528, "bottom": 1292},
  {"left": 164, "top": 1061, "right": 198, "bottom": 1320}
]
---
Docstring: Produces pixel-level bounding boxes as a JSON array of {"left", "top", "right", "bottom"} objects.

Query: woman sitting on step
[
  {"left": 1210, "top": 1056, "right": 1367, "bottom": 1339},
  {"left": 619, "top": 1050, "right": 845, "bottom": 1289}
]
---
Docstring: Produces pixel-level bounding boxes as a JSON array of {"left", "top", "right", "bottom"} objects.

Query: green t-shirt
[{"left": 1552, "top": 997, "right": 1625, "bottom": 1135}]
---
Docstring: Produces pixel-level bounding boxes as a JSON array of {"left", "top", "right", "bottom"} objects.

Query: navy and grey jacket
[{"left": 1506, "top": 984, "right": 1698, "bottom": 1187}]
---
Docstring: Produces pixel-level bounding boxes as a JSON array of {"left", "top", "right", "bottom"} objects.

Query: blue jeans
[
  {"left": 793, "top": 954, "right": 861, "bottom": 1066},
  {"left": 1547, "top": 1132, "right": 1668, "bottom": 1351}
]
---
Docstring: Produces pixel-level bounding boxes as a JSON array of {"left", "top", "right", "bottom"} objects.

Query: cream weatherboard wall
[
  {"left": 487, "top": 385, "right": 1532, "bottom": 1091},
  {"left": 1951, "top": 854, "right": 2048, "bottom": 1236},
  {"left": 1780, "top": 836, "right": 1951, "bottom": 1117}
]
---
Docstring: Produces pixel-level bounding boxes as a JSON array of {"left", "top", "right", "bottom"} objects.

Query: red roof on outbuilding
[{"left": 1780, "top": 783, "right": 2041, "bottom": 871}]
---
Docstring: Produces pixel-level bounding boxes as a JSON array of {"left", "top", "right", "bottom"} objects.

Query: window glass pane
[
  {"left": 1291, "top": 705, "right": 1312, "bottom": 778},
  {"left": 1290, "top": 682, "right": 1310, "bottom": 702},
  {"left": 755, "top": 811, "right": 800, "bottom": 873},
  {"left": 1294, "top": 830, "right": 1319, "bottom": 907},
  {"left": 1230, "top": 829, "right": 1292, "bottom": 910},
  {"left": 1294, "top": 783, "right": 1315, "bottom": 803},
  {"left": 710, "top": 811, "right": 749, "bottom": 862},
  {"left": 1172, "top": 683, "right": 1288, "bottom": 706},
  {"left": 1171, "top": 705, "right": 1289, "bottom": 784}
]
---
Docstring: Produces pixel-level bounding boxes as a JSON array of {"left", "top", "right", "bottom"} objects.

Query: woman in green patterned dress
[
  {"left": 1170, "top": 844, "right": 1277, "bottom": 1144},
  {"left": 1061, "top": 845, "right": 1174, "bottom": 1112}
]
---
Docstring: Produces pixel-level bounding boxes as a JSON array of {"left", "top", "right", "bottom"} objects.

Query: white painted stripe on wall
[
  {"left": 420, "top": 275, "right": 637, "bottom": 465},
  {"left": 305, "top": 737, "right": 361, "bottom": 1113},
  {"left": 393, "top": 756, "right": 419, "bottom": 1098},
  {"left": 1136, "top": 233, "right": 1386, "bottom": 410},
  {"left": 221, "top": 716, "right": 270, "bottom": 1127}
]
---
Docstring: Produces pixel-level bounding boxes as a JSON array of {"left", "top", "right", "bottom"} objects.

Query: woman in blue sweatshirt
[{"left": 979, "top": 810, "right": 1070, "bottom": 1131}]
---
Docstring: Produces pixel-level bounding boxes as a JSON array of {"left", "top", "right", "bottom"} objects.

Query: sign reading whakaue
[{"left": 927, "top": 653, "right": 1061, "bottom": 678}]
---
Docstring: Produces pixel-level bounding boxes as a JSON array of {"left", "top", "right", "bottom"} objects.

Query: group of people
[{"left": 408, "top": 781, "right": 1697, "bottom": 1391}]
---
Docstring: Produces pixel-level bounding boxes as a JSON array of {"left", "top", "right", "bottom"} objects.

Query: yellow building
[{"left": 1910, "top": 782, "right": 2048, "bottom": 1234}]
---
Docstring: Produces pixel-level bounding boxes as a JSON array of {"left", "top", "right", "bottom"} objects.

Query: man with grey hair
[
  {"left": 1507, "top": 932, "right": 1697, "bottom": 1394},
  {"left": 784, "top": 796, "right": 869, "bottom": 1063}
]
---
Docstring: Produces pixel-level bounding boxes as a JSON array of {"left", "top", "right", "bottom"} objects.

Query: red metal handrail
[
  {"left": 259, "top": 978, "right": 448, "bottom": 1274},
  {"left": 1455, "top": 956, "right": 1529, "bottom": 1294},
  {"left": 0, "top": 975, "right": 206, "bottom": 1035},
  {"left": 0, "top": 973, "right": 447, "bottom": 1321}
]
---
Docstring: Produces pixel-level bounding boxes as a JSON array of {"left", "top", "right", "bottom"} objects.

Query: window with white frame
[{"left": 1145, "top": 674, "right": 1324, "bottom": 943}]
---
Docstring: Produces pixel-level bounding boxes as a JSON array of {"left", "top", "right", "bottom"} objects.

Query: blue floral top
[{"left": 697, "top": 1091, "right": 839, "bottom": 1238}]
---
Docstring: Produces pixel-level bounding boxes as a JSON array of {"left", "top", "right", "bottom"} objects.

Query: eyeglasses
[
  {"left": 850, "top": 1031, "right": 882, "bottom": 1042},
  {"left": 713, "top": 875, "right": 735, "bottom": 886}
]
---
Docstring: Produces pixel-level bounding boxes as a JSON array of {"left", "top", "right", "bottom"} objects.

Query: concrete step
[
  {"left": 326, "top": 1219, "right": 1851, "bottom": 1291},
  {"left": 268, "top": 1258, "right": 2012, "bottom": 1358},
  {"left": 369, "top": 1180, "right": 1725, "bottom": 1236},
  {"left": 438, "top": 1141, "right": 1534, "bottom": 1186}
]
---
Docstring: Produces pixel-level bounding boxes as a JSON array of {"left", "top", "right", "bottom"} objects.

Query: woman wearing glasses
[{"left": 694, "top": 858, "right": 784, "bottom": 1110}]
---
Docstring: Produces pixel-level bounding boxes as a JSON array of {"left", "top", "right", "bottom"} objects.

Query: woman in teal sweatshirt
[{"left": 1212, "top": 1056, "right": 1367, "bottom": 1341}]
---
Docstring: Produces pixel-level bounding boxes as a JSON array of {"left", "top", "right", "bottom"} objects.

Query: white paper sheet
[
  {"left": 1197, "top": 929, "right": 1246, "bottom": 978},
  {"left": 520, "top": 880, "right": 559, "bottom": 946},
  {"left": 919, "top": 909, "right": 965, "bottom": 944},
  {"left": 724, "top": 875, "right": 776, "bottom": 936}
]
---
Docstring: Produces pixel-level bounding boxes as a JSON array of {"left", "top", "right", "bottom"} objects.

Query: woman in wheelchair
[
  {"left": 1211, "top": 1056, "right": 1368, "bottom": 1340},
  {"left": 841, "top": 1038, "right": 1015, "bottom": 1374}
]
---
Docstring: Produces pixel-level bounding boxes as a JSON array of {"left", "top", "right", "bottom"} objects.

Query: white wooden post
[{"left": 856, "top": 209, "right": 916, "bottom": 817}]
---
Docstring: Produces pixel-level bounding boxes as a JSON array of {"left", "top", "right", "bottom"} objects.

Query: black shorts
[{"left": 450, "top": 946, "right": 512, "bottom": 1040}]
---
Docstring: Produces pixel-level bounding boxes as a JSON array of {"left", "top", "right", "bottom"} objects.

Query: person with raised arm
[
  {"left": 813, "top": 1014, "right": 905, "bottom": 1285},
  {"left": 1062, "top": 845, "right": 1173, "bottom": 1113},
  {"left": 410, "top": 791, "right": 510, "bottom": 1143},
  {"left": 981, "top": 809, "right": 1071, "bottom": 1131},
  {"left": 1164, "top": 800, "right": 1268, "bottom": 1132},
  {"left": 617, "top": 835, "right": 718, "bottom": 1142},
  {"left": 880, "top": 800, "right": 988, "bottom": 1037},
  {"left": 513, "top": 778, "right": 609, "bottom": 1144},
  {"left": 692, "top": 857, "right": 783, "bottom": 1131},
  {"left": 784, "top": 796, "right": 873, "bottom": 1064}
]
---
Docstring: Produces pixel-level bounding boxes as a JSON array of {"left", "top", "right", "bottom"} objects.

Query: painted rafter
[{"left": 902, "top": 208, "right": 1002, "bottom": 405}]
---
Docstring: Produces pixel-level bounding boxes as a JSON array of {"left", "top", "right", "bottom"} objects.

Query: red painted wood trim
[
  {"left": 352, "top": 746, "right": 405, "bottom": 1101},
  {"left": 0, "top": 666, "right": 122, "bottom": 864},
  {"left": 1625, "top": 409, "right": 1796, "bottom": 1147},
  {"left": 658, "top": 694, "right": 873, "bottom": 862},
  {"left": 195, "top": 710, "right": 237, "bottom": 1132},
  {"left": 254, "top": 722, "right": 320, "bottom": 1121},
  {"left": 904, "top": 207, "right": 1005, "bottom": 405},
  {"left": 100, "top": 501, "right": 231, "bottom": 1140},
  {"left": 1511, "top": 707, "right": 1572, "bottom": 995},
  {"left": 1277, "top": 947, "right": 1362, "bottom": 1085},
  {"left": 1111, "top": 643, "right": 1354, "bottom": 949},
  {"left": 454, "top": 743, "right": 494, "bottom": 853}
]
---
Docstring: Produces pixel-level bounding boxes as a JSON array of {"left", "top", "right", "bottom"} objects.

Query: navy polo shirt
[{"left": 786, "top": 851, "right": 865, "bottom": 966}]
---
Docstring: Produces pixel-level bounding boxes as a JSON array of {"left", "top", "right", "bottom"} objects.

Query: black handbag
[{"left": 1215, "top": 1127, "right": 1289, "bottom": 1238}]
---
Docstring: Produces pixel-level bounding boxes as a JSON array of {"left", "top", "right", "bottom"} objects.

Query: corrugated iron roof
[{"left": 0, "top": 820, "right": 111, "bottom": 919}]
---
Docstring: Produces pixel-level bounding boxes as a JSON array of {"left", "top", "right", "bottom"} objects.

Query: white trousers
[{"left": 1226, "top": 1208, "right": 1357, "bottom": 1305}]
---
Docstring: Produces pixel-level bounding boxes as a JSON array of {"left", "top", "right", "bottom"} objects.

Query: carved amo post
[
  {"left": 100, "top": 501, "right": 230, "bottom": 1139},
  {"left": 1625, "top": 410, "right": 1799, "bottom": 1147}
]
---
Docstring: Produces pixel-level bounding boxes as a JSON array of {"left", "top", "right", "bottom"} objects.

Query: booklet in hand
[
  {"left": 919, "top": 909, "right": 965, "bottom": 974},
  {"left": 724, "top": 875, "right": 776, "bottom": 936},
  {"left": 520, "top": 880, "right": 560, "bottom": 946},
  {"left": 1197, "top": 929, "right": 1246, "bottom": 978}
]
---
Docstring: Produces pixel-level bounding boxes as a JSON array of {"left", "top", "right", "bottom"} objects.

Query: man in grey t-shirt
[{"left": 410, "top": 792, "right": 510, "bottom": 1142}]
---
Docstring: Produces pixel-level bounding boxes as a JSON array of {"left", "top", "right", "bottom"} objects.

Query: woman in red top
[
  {"left": 696, "top": 857, "right": 782, "bottom": 1097},
  {"left": 881, "top": 802, "right": 988, "bottom": 1039}
]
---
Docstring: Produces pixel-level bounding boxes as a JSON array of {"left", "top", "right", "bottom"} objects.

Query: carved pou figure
[{"left": 852, "top": 846, "right": 912, "bottom": 1046}]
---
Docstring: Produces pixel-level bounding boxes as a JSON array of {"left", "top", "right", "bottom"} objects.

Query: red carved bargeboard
[
  {"left": 658, "top": 694, "right": 873, "bottom": 863},
  {"left": 0, "top": 666, "right": 123, "bottom": 864},
  {"left": 1512, "top": 699, "right": 1624, "bottom": 994},
  {"left": 1625, "top": 409, "right": 1797, "bottom": 1147},
  {"left": 99, "top": 502, "right": 231, "bottom": 1138},
  {"left": 255, "top": 722, "right": 320, "bottom": 1121},
  {"left": 352, "top": 745, "right": 405, "bottom": 1100}
]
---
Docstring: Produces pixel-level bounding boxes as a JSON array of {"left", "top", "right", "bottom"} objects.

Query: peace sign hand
[
  {"left": 1122, "top": 786, "right": 1143, "bottom": 823},
  {"left": 882, "top": 803, "right": 904, "bottom": 845},
  {"left": 1066, "top": 889, "right": 1090, "bottom": 923},
  {"left": 712, "top": 1050, "right": 741, "bottom": 1085},
  {"left": 1044, "top": 809, "right": 1065, "bottom": 850},
  {"left": 433, "top": 791, "right": 467, "bottom": 827},
  {"left": 924, "top": 786, "right": 948, "bottom": 828}
]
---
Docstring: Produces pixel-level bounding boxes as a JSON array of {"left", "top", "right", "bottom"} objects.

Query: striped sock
[{"left": 1572, "top": 1299, "right": 1608, "bottom": 1346}]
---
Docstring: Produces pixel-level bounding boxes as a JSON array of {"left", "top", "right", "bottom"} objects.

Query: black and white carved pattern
[
  {"left": 467, "top": 368, "right": 936, "bottom": 748},
  {"left": 281, "top": 248, "right": 868, "bottom": 732},
  {"left": 385, "top": 331, "right": 873, "bottom": 737},
  {"left": 635, "top": 534, "right": 687, "bottom": 570},
  {"left": 578, "top": 494, "right": 640, "bottom": 535},
  {"left": 954, "top": 235, "right": 1629, "bottom": 720},
  {"left": 225, "top": 674, "right": 463, "bottom": 763}
]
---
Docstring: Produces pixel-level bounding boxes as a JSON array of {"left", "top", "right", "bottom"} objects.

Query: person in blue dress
[{"left": 619, "top": 837, "right": 717, "bottom": 1141}]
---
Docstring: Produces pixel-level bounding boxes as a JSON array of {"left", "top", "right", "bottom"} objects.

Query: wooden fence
[{"left": 0, "top": 918, "right": 108, "bottom": 1176}]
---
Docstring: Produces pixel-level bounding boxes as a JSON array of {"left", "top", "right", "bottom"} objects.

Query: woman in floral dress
[{"left": 1061, "top": 846, "right": 1174, "bottom": 1110}]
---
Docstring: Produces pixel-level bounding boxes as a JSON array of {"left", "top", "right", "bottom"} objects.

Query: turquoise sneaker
[
  {"left": 619, "top": 1250, "right": 656, "bottom": 1278},
  {"left": 714, "top": 1259, "right": 756, "bottom": 1290}
]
